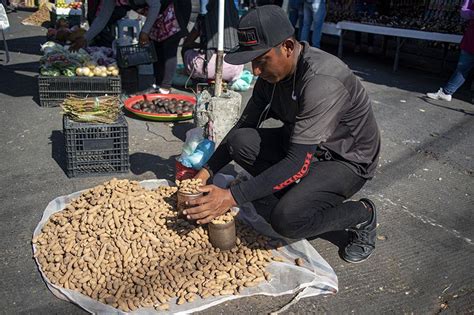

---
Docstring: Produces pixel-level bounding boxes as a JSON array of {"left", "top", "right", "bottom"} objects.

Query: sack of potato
[{"left": 32, "top": 179, "right": 337, "bottom": 314}]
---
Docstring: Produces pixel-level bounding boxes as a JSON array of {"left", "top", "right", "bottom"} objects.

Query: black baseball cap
[{"left": 224, "top": 5, "right": 295, "bottom": 65}]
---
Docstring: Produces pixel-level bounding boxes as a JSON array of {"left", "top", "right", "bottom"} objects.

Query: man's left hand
[
  {"left": 183, "top": 185, "right": 237, "bottom": 224},
  {"left": 139, "top": 32, "right": 150, "bottom": 46}
]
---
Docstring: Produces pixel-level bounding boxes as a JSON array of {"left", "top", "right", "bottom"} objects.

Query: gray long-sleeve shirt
[{"left": 85, "top": 0, "right": 161, "bottom": 43}]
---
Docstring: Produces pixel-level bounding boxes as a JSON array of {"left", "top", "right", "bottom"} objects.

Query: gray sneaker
[{"left": 342, "top": 199, "right": 377, "bottom": 263}]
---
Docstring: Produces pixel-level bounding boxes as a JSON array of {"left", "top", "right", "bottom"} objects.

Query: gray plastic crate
[
  {"left": 63, "top": 115, "right": 129, "bottom": 178},
  {"left": 38, "top": 76, "right": 122, "bottom": 107}
]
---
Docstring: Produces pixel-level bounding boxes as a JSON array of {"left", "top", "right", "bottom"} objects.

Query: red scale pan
[{"left": 123, "top": 94, "right": 195, "bottom": 121}]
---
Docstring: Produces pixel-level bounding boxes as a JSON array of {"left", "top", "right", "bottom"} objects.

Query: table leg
[
  {"left": 442, "top": 43, "right": 448, "bottom": 71},
  {"left": 338, "top": 30, "right": 344, "bottom": 59},
  {"left": 393, "top": 37, "right": 400, "bottom": 72},
  {"left": 393, "top": 37, "right": 405, "bottom": 72}
]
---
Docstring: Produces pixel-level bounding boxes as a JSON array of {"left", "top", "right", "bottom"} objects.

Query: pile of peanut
[
  {"left": 211, "top": 211, "right": 236, "bottom": 225},
  {"left": 33, "top": 179, "right": 285, "bottom": 312},
  {"left": 176, "top": 178, "right": 202, "bottom": 194}
]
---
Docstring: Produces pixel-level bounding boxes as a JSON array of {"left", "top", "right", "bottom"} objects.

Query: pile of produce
[
  {"left": 211, "top": 211, "right": 236, "bottom": 225},
  {"left": 55, "top": 0, "right": 82, "bottom": 10},
  {"left": 176, "top": 178, "right": 202, "bottom": 194},
  {"left": 132, "top": 98, "right": 194, "bottom": 115},
  {"left": 33, "top": 179, "right": 292, "bottom": 312},
  {"left": 61, "top": 95, "right": 121, "bottom": 123},
  {"left": 21, "top": 4, "right": 51, "bottom": 26},
  {"left": 40, "top": 42, "right": 119, "bottom": 77}
]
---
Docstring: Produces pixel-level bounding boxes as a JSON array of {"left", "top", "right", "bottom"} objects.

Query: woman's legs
[
  {"left": 300, "top": 0, "right": 326, "bottom": 48},
  {"left": 310, "top": 0, "right": 326, "bottom": 48},
  {"left": 443, "top": 50, "right": 474, "bottom": 95},
  {"left": 288, "top": 0, "right": 303, "bottom": 29},
  {"left": 153, "top": 35, "right": 182, "bottom": 90}
]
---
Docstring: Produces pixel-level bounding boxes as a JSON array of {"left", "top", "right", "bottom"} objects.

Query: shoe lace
[{"left": 347, "top": 228, "right": 374, "bottom": 252}]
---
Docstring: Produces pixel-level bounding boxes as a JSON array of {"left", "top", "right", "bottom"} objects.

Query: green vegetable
[
  {"left": 40, "top": 68, "right": 61, "bottom": 77},
  {"left": 62, "top": 68, "right": 76, "bottom": 77}
]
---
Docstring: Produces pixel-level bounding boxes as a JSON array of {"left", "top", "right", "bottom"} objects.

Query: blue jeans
[
  {"left": 200, "top": 0, "right": 239, "bottom": 15},
  {"left": 199, "top": 0, "right": 209, "bottom": 14},
  {"left": 300, "top": 0, "right": 326, "bottom": 48},
  {"left": 443, "top": 50, "right": 474, "bottom": 95},
  {"left": 288, "top": 0, "right": 304, "bottom": 31}
]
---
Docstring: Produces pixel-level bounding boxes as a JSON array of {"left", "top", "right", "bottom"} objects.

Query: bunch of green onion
[{"left": 61, "top": 95, "right": 121, "bottom": 124}]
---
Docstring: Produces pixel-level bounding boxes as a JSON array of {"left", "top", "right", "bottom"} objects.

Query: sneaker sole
[
  {"left": 342, "top": 250, "right": 374, "bottom": 264},
  {"left": 426, "top": 95, "right": 451, "bottom": 101}
]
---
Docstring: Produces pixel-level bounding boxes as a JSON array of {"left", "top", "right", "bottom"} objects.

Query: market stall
[{"left": 321, "top": 0, "right": 465, "bottom": 71}]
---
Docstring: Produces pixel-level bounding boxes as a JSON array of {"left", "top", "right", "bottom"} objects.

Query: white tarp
[{"left": 32, "top": 179, "right": 338, "bottom": 314}]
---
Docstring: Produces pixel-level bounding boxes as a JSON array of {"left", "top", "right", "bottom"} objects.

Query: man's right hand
[
  {"left": 194, "top": 168, "right": 211, "bottom": 185},
  {"left": 69, "top": 37, "right": 87, "bottom": 52}
]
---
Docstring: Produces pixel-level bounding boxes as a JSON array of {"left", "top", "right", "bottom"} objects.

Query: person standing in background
[
  {"left": 200, "top": 0, "right": 209, "bottom": 15},
  {"left": 135, "top": 0, "right": 191, "bottom": 94},
  {"left": 149, "top": 0, "right": 191, "bottom": 94},
  {"left": 72, "top": 0, "right": 161, "bottom": 49},
  {"left": 426, "top": 0, "right": 474, "bottom": 101},
  {"left": 299, "top": 0, "right": 326, "bottom": 48},
  {"left": 288, "top": 0, "right": 303, "bottom": 38}
]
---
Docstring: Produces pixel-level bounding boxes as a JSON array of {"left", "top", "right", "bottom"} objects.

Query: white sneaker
[
  {"left": 426, "top": 88, "right": 452, "bottom": 101},
  {"left": 158, "top": 87, "right": 171, "bottom": 94}
]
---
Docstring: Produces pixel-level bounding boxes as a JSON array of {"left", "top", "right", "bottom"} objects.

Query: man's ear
[{"left": 282, "top": 39, "right": 296, "bottom": 58}]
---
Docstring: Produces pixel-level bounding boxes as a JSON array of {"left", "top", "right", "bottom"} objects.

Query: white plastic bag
[
  {"left": 181, "top": 127, "right": 204, "bottom": 158},
  {"left": 32, "top": 179, "right": 338, "bottom": 314}
]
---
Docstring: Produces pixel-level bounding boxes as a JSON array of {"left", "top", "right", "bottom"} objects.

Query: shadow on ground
[
  {"left": 129, "top": 152, "right": 176, "bottom": 180},
  {"left": 1, "top": 35, "right": 44, "bottom": 56},
  {"left": 0, "top": 61, "right": 39, "bottom": 100},
  {"left": 49, "top": 130, "right": 67, "bottom": 176}
]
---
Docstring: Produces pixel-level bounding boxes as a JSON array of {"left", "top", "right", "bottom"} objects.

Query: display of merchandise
[
  {"left": 55, "top": 0, "right": 82, "bottom": 15},
  {"left": 326, "top": 0, "right": 465, "bottom": 34}
]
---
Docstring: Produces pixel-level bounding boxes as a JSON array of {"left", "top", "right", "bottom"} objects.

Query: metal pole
[{"left": 214, "top": 0, "right": 225, "bottom": 97}]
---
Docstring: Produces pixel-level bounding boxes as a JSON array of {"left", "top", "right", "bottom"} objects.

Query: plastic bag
[
  {"left": 184, "top": 139, "right": 215, "bottom": 170},
  {"left": 32, "top": 179, "right": 338, "bottom": 314},
  {"left": 181, "top": 127, "right": 204, "bottom": 157},
  {"left": 230, "top": 70, "right": 254, "bottom": 91}
]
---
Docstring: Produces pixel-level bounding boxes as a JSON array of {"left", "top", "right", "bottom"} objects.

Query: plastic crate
[
  {"left": 63, "top": 115, "right": 129, "bottom": 178},
  {"left": 120, "top": 66, "right": 139, "bottom": 94},
  {"left": 38, "top": 76, "right": 122, "bottom": 107},
  {"left": 116, "top": 43, "right": 157, "bottom": 68}
]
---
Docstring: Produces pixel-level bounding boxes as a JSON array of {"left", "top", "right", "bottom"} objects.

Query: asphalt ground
[{"left": 0, "top": 11, "right": 473, "bottom": 315}]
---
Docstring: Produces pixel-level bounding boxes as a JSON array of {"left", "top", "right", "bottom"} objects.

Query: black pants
[
  {"left": 153, "top": 34, "right": 181, "bottom": 89},
  {"left": 226, "top": 127, "right": 371, "bottom": 239}
]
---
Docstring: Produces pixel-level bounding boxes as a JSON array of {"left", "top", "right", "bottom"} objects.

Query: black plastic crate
[
  {"left": 38, "top": 76, "right": 122, "bottom": 107},
  {"left": 120, "top": 66, "right": 139, "bottom": 94},
  {"left": 116, "top": 43, "right": 157, "bottom": 68},
  {"left": 63, "top": 115, "right": 129, "bottom": 178}
]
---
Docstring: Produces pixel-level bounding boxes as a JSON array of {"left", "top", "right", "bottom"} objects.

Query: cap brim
[{"left": 224, "top": 47, "right": 271, "bottom": 65}]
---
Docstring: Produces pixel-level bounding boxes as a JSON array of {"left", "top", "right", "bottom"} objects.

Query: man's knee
[
  {"left": 226, "top": 128, "right": 257, "bottom": 162},
  {"left": 270, "top": 201, "right": 306, "bottom": 239},
  {"left": 271, "top": 215, "right": 302, "bottom": 239}
]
